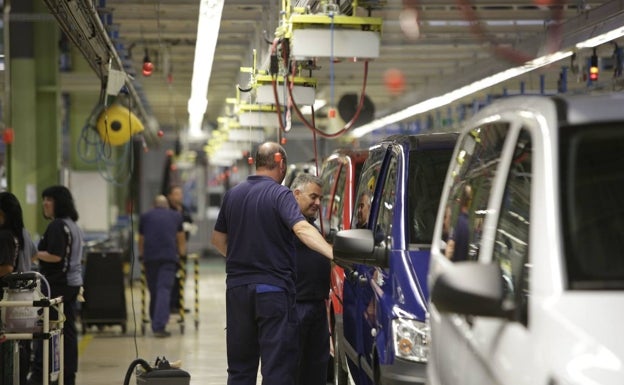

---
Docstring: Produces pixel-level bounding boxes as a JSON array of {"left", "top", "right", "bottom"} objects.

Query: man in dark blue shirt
[
  {"left": 211, "top": 142, "right": 333, "bottom": 385},
  {"left": 291, "top": 174, "right": 331, "bottom": 385},
  {"left": 139, "top": 195, "right": 186, "bottom": 337}
]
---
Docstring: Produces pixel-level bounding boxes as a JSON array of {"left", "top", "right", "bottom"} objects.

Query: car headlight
[{"left": 391, "top": 317, "right": 429, "bottom": 362}]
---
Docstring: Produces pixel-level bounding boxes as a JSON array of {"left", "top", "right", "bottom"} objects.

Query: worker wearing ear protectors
[{"left": 211, "top": 141, "right": 333, "bottom": 385}]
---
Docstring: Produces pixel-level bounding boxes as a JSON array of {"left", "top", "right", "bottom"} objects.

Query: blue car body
[{"left": 334, "top": 133, "right": 457, "bottom": 385}]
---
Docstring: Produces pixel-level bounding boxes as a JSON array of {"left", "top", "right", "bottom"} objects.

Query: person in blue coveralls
[
  {"left": 290, "top": 173, "right": 331, "bottom": 385},
  {"left": 211, "top": 141, "right": 334, "bottom": 385},
  {"left": 139, "top": 194, "right": 186, "bottom": 337}
]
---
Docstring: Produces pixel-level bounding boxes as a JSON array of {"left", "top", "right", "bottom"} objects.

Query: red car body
[{"left": 319, "top": 148, "right": 368, "bottom": 379}]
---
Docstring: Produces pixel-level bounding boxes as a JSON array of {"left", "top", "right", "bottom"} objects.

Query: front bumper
[{"left": 378, "top": 358, "right": 427, "bottom": 385}]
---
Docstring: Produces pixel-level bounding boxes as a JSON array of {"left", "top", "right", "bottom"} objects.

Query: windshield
[{"left": 560, "top": 122, "right": 624, "bottom": 289}]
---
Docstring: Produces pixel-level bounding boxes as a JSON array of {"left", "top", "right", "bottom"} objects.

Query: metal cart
[{"left": 1, "top": 272, "right": 64, "bottom": 385}]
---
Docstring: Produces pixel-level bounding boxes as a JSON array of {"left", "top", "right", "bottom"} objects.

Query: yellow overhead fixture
[
  {"left": 96, "top": 104, "right": 144, "bottom": 146},
  {"left": 289, "top": 14, "right": 382, "bottom": 60},
  {"left": 282, "top": 3, "right": 383, "bottom": 60}
]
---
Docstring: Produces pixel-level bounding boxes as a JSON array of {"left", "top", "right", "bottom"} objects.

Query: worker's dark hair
[
  {"left": 0, "top": 192, "right": 25, "bottom": 249},
  {"left": 255, "top": 142, "right": 287, "bottom": 170},
  {"left": 42, "top": 185, "right": 79, "bottom": 221},
  {"left": 0, "top": 228, "right": 17, "bottom": 268}
]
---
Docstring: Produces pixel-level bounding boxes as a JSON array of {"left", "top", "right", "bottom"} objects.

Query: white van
[{"left": 427, "top": 93, "right": 624, "bottom": 385}]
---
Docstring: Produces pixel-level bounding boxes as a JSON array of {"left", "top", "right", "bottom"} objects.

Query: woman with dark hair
[
  {"left": 0, "top": 191, "right": 37, "bottom": 272},
  {"left": 0, "top": 228, "right": 20, "bottom": 383},
  {"left": 28, "top": 185, "right": 83, "bottom": 385},
  {"left": 0, "top": 191, "right": 37, "bottom": 383}
]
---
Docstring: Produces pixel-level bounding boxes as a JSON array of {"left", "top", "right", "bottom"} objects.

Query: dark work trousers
[
  {"left": 226, "top": 284, "right": 299, "bottom": 385},
  {"left": 145, "top": 260, "right": 177, "bottom": 332},
  {"left": 295, "top": 301, "right": 330, "bottom": 385},
  {"left": 31, "top": 285, "right": 80, "bottom": 385}
]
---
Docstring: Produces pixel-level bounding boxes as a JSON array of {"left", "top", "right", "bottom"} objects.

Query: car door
[
  {"left": 431, "top": 121, "right": 511, "bottom": 384},
  {"left": 358, "top": 147, "right": 399, "bottom": 379},
  {"left": 469, "top": 126, "right": 533, "bottom": 385},
  {"left": 341, "top": 145, "right": 388, "bottom": 385},
  {"left": 431, "top": 118, "right": 535, "bottom": 385}
]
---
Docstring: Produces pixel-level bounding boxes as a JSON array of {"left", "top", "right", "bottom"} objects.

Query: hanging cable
[
  {"left": 290, "top": 60, "right": 370, "bottom": 138},
  {"left": 271, "top": 37, "right": 288, "bottom": 134},
  {"left": 76, "top": 94, "right": 137, "bottom": 186},
  {"left": 329, "top": 11, "right": 336, "bottom": 116},
  {"left": 271, "top": 38, "right": 370, "bottom": 138}
]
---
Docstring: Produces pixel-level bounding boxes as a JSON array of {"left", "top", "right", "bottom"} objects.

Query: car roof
[
  {"left": 468, "top": 93, "right": 624, "bottom": 128},
  {"left": 556, "top": 93, "right": 624, "bottom": 125},
  {"left": 328, "top": 148, "right": 369, "bottom": 157},
  {"left": 375, "top": 132, "right": 459, "bottom": 151}
]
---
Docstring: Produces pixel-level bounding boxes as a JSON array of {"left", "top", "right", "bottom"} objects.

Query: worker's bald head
[
  {"left": 154, "top": 194, "right": 169, "bottom": 208},
  {"left": 255, "top": 142, "right": 287, "bottom": 171}
]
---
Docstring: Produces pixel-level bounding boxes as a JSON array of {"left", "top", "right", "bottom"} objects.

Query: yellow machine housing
[{"left": 96, "top": 104, "right": 144, "bottom": 146}]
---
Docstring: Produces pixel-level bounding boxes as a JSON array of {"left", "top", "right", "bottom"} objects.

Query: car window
[
  {"left": 377, "top": 156, "right": 398, "bottom": 244},
  {"left": 408, "top": 149, "right": 454, "bottom": 245},
  {"left": 332, "top": 166, "right": 348, "bottom": 231},
  {"left": 352, "top": 149, "right": 386, "bottom": 229},
  {"left": 561, "top": 123, "right": 624, "bottom": 290},
  {"left": 443, "top": 123, "right": 509, "bottom": 262},
  {"left": 321, "top": 160, "right": 341, "bottom": 230},
  {"left": 493, "top": 129, "right": 531, "bottom": 325}
]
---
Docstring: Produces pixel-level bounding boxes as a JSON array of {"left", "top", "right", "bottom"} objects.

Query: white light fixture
[
  {"left": 289, "top": 14, "right": 383, "bottom": 60},
  {"left": 292, "top": 29, "right": 380, "bottom": 59},
  {"left": 350, "top": 50, "right": 573, "bottom": 138},
  {"left": 575, "top": 27, "right": 624, "bottom": 49},
  {"left": 227, "top": 129, "right": 265, "bottom": 142},
  {"left": 351, "top": 16, "right": 624, "bottom": 139},
  {"left": 239, "top": 111, "right": 280, "bottom": 128},
  {"left": 257, "top": 83, "right": 316, "bottom": 106},
  {"left": 187, "top": 0, "right": 225, "bottom": 136}
]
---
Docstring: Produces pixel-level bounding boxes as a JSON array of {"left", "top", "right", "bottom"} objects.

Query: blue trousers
[
  {"left": 226, "top": 284, "right": 298, "bottom": 385},
  {"left": 145, "top": 260, "right": 177, "bottom": 332},
  {"left": 296, "top": 301, "right": 330, "bottom": 385}
]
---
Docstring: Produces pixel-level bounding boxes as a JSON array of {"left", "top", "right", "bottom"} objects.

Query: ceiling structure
[{"left": 51, "top": 0, "right": 624, "bottom": 161}]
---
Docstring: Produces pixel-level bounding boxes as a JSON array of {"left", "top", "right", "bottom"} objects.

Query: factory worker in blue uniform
[
  {"left": 211, "top": 142, "right": 334, "bottom": 385},
  {"left": 290, "top": 173, "right": 331, "bottom": 385}
]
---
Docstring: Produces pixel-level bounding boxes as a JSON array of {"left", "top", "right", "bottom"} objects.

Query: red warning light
[
  {"left": 142, "top": 61, "right": 154, "bottom": 77},
  {"left": 589, "top": 49, "right": 599, "bottom": 82},
  {"left": 3, "top": 128, "right": 14, "bottom": 144}
]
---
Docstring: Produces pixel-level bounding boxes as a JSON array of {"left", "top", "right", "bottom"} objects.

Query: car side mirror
[
  {"left": 332, "top": 229, "right": 388, "bottom": 267},
  {"left": 431, "top": 262, "right": 512, "bottom": 318}
]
